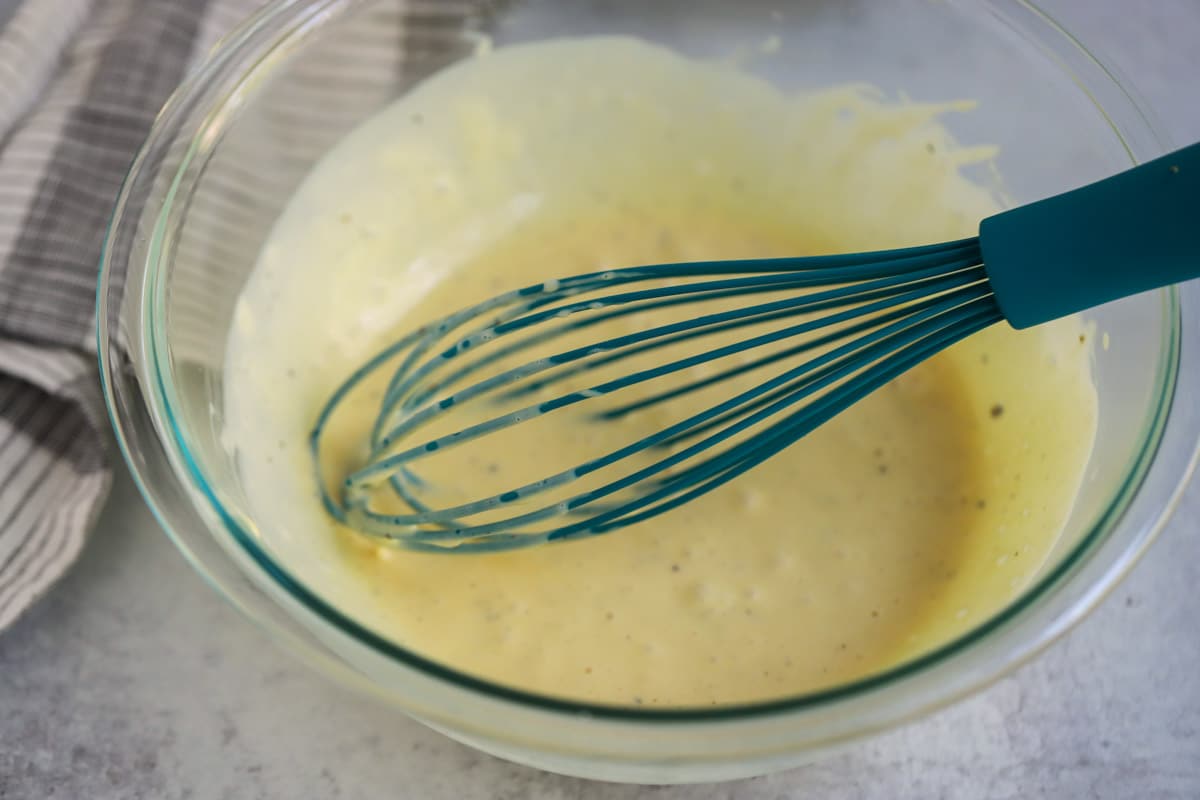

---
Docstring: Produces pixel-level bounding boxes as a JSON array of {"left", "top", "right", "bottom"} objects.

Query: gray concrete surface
[{"left": 2, "top": 2, "right": 1199, "bottom": 798}]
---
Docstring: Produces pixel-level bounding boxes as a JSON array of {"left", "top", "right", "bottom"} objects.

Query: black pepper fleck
[
  {"left": 990, "top": 403, "right": 1004, "bottom": 419},
  {"left": 976, "top": 499, "right": 987, "bottom": 509}
]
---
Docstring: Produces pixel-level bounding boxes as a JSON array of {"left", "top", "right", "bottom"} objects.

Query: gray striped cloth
[
  {"left": 0, "top": 0, "right": 260, "bottom": 631},
  {"left": 0, "top": 0, "right": 489, "bottom": 630}
]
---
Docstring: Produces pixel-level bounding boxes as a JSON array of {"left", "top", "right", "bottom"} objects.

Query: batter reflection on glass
[{"left": 223, "top": 38, "right": 1108, "bottom": 707}]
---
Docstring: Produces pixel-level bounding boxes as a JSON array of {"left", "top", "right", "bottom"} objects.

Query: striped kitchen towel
[
  {"left": 0, "top": 0, "right": 265, "bottom": 631},
  {"left": 0, "top": 0, "right": 488, "bottom": 630}
]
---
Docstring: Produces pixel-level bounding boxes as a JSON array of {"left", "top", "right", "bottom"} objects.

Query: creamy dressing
[{"left": 223, "top": 38, "right": 1097, "bottom": 706}]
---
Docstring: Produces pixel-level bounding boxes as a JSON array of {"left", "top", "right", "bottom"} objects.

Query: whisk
[{"left": 312, "top": 142, "right": 1200, "bottom": 552}]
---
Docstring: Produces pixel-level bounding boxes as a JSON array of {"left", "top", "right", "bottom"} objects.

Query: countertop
[{"left": 2, "top": 2, "right": 1199, "bottom": 798}]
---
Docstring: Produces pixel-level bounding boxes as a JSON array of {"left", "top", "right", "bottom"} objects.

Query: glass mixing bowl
[{"left": 98, "top": 0, "right": 1200, "bottom": 784}]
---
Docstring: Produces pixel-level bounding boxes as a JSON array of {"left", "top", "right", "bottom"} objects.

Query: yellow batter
[{"left": 223, "top": 38, "right": 1098, "bottom": 706}]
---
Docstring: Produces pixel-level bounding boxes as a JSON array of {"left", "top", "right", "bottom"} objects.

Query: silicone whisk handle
[{"left": 980, "top": 141, "right": 1200, "bottom": 329}]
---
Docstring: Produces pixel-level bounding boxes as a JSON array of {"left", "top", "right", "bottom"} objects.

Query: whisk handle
[{"left": 980, "top": 141, "right": 1200, "bottom": 329}]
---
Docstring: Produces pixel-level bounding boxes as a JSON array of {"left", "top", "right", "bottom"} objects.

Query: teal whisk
[{"left": 312, "top": 142, "right": 1200, "bottom": 552}]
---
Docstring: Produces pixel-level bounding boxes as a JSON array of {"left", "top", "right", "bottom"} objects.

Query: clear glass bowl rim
[{"left": 97, "top": 0, "right": 1200, "bottom": 727}]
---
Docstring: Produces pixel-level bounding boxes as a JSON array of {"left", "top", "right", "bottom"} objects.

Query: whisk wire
[
  {"left": 354, "top": 287, "right": 998, "bottom": 539},
  {"left": 312, "top": 239, "right": 1003, "bottom": 551},
  {"left": 347, "top": 294, "right": 1001, "bottom": 549}
]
